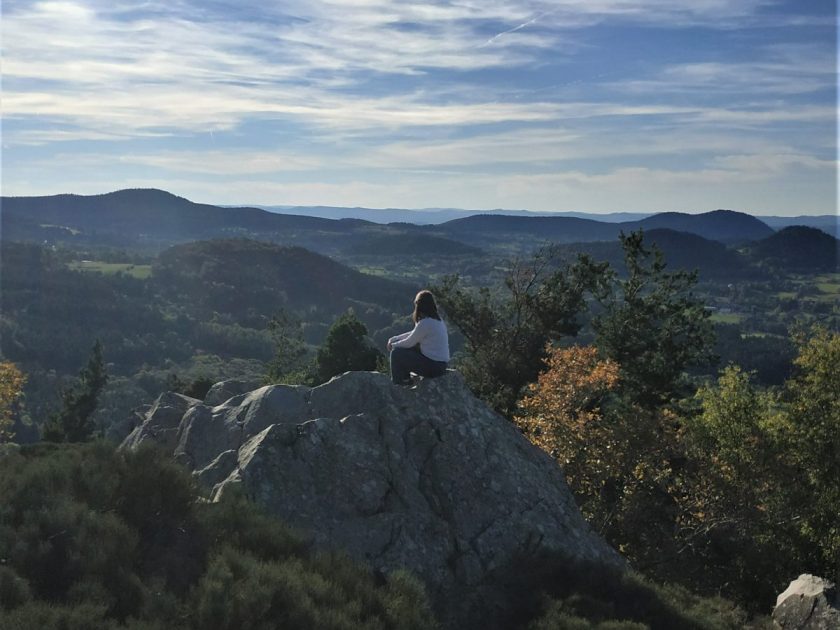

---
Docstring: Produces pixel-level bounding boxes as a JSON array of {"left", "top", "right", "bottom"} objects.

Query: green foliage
[
  {"left": 674, "top": 329, "right": 839, "bottom": 605},
  {"left": 191, "top": 547, "right": 434, "bottom": 630},
  {"left": 0, "top": 441, "right": 436, "bottom": 629},
  {"left": 434, "top": 249, "right": 607, "bottom": 416},
  {"left": 265, "top": 308, "right": 312, "bottom": 385},
  {"left": 315, "top": 311, "right": 383, "bottom": 384},
  {"left": 42, "top": 340, "right": 108, "bottom": 442},
  {"left": 593, "top": 231, "right": 716, "bottom": 408},
  {"left": 437, "top": 231, "right": 715, "bottom": 416},
  {"left": 0, "top": 565, "right": 32, "bottom": 610},
  {"left": 518, "top": 325, "right": 839, "bottom": 611},
  {"left": 676, "top": 366, "right": 799, "bottom": 606},
  {"left": 783, "top": 327, "right": 840, "bottom": 578},
  {"left": 481, "top": 552, "right": 760, "bottom": 630}
]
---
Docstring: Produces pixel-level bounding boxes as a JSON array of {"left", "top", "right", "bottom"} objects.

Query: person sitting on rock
[{"left": 387, "top": 290, "right": 450, "bottom": 385}]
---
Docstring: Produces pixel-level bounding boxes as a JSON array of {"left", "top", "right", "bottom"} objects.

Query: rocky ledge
[
  {"left": 774, "top": 574, "right": 839, "bottom": 630},
  {"left": 121, "top": 370, "right": 621, "bottom": 622}
]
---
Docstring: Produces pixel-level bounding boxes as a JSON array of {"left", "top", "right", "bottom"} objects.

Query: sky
[{"left": 2, "top": 0, "right": 837, "bottom": 215}]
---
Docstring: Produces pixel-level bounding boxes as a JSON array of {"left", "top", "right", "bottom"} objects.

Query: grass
[
  {"left": 68, "top": 261, "right": 152, "bottom": 279},
  {"left": 815, "top": 282, "right": 840, "bottom": 295},
  {"left": 710, "top": 312, "right": 743, "bottom": 324}
]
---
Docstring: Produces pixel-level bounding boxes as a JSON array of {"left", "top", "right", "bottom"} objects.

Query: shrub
[
  {"left": 0, "top": 441, "right": 437, "bottom": 628},
  {"left": 484, "top": 552, "right": 761, "bottom": 630}
]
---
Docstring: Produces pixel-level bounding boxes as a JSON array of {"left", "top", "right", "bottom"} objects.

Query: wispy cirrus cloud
[{"left": 1, "top": 0, "right": 835, "bottom": 214}]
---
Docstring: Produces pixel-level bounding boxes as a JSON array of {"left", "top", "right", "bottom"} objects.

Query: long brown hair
[{"left": 412, "top": 290, "right": 440, "bottom": 323}]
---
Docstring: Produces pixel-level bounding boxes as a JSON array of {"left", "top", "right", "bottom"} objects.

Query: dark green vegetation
[
  {"left": 0, "top": 442, "right": 436, "bottom": 630},
  {"left": 433, "top": 249, "right": 605, "bottom": 416},
  {"left": 589, "top": 231, "right": 716, "bottom": 408},
  {"left": 747, "top": 226, "right": 840, "bottom": 272},
  {"left": 42, "top": 340, "right": 108, "bottom": 443},
  {"left": 264, "top": 310, "right": 385, "bottom": 386},
  {"left": 0, "top": 441, "right": 769, "bottom": 629},
  {"left": 0, "top": 239, "right": 413, "bottom": 434}
]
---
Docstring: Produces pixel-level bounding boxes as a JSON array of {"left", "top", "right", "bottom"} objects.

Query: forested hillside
[
  {"left": 0, "top": 239, "right": 415, "bottom": 435},
  {"left": 2, "top": 188, "right": 784, "bottom": 258}
]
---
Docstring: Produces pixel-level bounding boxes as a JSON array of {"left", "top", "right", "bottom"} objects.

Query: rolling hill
[
  {"left": 635, "top": 209, "right": 774, "bottom": 243},
  {"left": 431, "top": 208, "right": 774, "bottom": 248},
  {"left": 3, "top": 189, "right": 779, "bottom": 257},
  {"left": 153, "top": 238, "right": 414, "bottom": 320},
  {"left": 747, "top": 226, "right": 840, "bottom": 272},
  {"left": 1, "top": 189, "right": 374, "bottom": 253},
  {"left": 552, "top": 229, "right": 762, "bottom": 280}
]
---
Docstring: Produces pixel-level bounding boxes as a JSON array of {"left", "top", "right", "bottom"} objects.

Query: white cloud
[
  {"left": 119, "top": 150, "right": 324, "bottom": 175},
  {"left": 1, "top": 0, "right": 834, "bottom": 215},
  {"left": 3, "top": 0, "right": 813, "bottom": 141}
]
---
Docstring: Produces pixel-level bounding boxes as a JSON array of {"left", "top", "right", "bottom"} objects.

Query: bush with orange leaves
[
  {"left": 515, "top": 345, "right": 683, "bottom": 560},
  {"left": 516, "top": 345, "right": 619, "bottom": 457},
  {"left": 515, "top": 346, "right": 625, "bottom": 514},
  {"left": 0, "top": 362, "right": 26, "bottom": 442}
]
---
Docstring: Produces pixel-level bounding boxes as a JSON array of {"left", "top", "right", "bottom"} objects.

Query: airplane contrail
[{"left": 479, "top": 12, "right": 547, "bottom": 48}]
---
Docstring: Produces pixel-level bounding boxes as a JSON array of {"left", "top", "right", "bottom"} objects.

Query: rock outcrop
[
  {"left": 121, "top": 370, "right": 621, "bottom": 623},
  {"left": 774, "top": 575, "right": 840, "bottom": 630}
]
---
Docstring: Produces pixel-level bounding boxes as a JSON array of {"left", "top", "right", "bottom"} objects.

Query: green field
[
  {"left": 69, "top": 261, "right": 152, "bottom": 279},
  {"left": 710, "top": 312, "right": 743, "bottom": 324},
  {"left": 815, "top": 281, "right": 840, "bottom": 295}
]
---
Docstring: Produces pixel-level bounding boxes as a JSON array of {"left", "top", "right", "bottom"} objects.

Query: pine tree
[
  {"left": 265, "top": 308, "right": 309, "bottom": 384},
  {"left": 314, "top": 311, "right": 381, "bottom": 383},
  {"left": 593, "top": 230, "right": 715, "bottom": 408},
  {"left": 42, "top": 340, "right": 108, "bottom": 442}
]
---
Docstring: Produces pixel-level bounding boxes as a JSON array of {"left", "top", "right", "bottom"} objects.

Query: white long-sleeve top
[{"left": 388, "top": 317, "right": 450, "bottom": 362}]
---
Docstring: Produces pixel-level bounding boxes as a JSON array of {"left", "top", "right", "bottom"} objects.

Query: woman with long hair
[{"left": 387, "top": 290, "right": 449, "bottom": 385}]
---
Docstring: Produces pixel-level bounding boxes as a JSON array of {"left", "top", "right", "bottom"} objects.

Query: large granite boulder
[
  {"left": 122, "top": 370, "right": 621, "bottom": 623},
  {"left": 121, "top": 391, "right": 201, "bottom": 453},
  {"left": 774, "top": 574, "right": 840, "bottom": 629},
  {"left": 203, "top": 377, "right": 263, "bottom": 406}
]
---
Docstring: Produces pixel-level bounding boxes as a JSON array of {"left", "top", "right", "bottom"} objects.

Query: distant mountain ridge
[
  {"left": 431, "top": 207, "right": 774, "bottom": 245},
  {"left": 246, "top": 204, "right": 835, "bottom": 235},
  {"left": 2, "top": 189, "right": 376, "bottom": 253},
  {"left": 0, "top": 187, "right": 795, "bottom": 253},
  {"left": 252, "top": 204, "right": 653, "bottom": 225}
]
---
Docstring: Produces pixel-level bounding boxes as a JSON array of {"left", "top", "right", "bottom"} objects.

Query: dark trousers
[{"left": 390, "top": 346, "right": 447, "bottom": 385}]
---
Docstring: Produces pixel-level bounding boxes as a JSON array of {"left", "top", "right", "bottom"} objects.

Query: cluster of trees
[
  {"left": 265, "top": 310, "right": 384, "bottom": 386},
  {"left": 439, "top": 230, "right": 838, "bottom": 611},
  {"left": 434, "top": 231, "right": 715, "bottom": 416}
]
